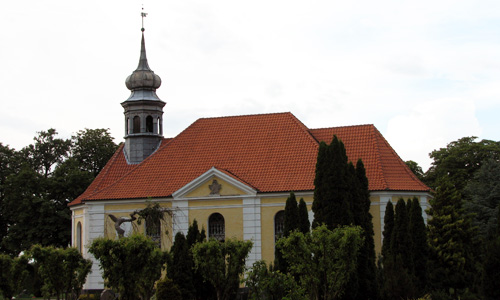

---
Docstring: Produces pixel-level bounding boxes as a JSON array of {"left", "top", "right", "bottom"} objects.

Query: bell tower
[{"left": 122, "top": 18, "right": 165, "bottom": 164}]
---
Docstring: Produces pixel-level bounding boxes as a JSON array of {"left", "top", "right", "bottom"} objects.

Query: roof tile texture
[{"left": 71, "top": 112, "right": 428, "bottom": 205}]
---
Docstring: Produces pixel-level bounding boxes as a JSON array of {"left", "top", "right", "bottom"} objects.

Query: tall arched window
[
  {"left": 208, "top": 213, "right": 225, "bottom": 241},
  {"left": 133, "top": 116, "right": 141, "bottom": 133},
  {"left": 146, "top": 219, "right": 161, "bottom": 248},
  {"left": 274, "top": 210, "right": 285, "bottom": 241},
  {"left": 76, "top": 222, "right": 82, "bottom": 253},
  {"left": 146, "top": 116, "right": 153, "bottom": 133}
]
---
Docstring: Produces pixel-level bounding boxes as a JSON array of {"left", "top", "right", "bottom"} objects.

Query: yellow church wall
[
  {"left": 391, "top": 195, "right": 420, "bottom": 203},
  {"left": 189, "top": 199, "right": 243, "bottom": 207},
  {"left": 185, "top": 176, "right": 246, "bottom": 198},
  {"left": 189, "top": 206, "right": 244, "bottom": 240},
  {"left": 102, "top": 202, "right": 173, "bottom": 250}
]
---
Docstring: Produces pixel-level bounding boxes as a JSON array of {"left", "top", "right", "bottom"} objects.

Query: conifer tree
[
  {"left": 383, "top": 199, "right": 416, "bottom": 299},
  {"left": 186, "top": 220, "right": 215, "bottom": 300},
  {"left": 391, "top": 199, "right": 413, "bottom": 272},
  {"left": 312, "top": 136, "right": 353, "bottom": 229},
  {"left": 409, "top": 197, "right": 428, "bottom": 295},
  {"left": 298, "top": 198, "right": 310, "bottom": 234},
  {"left": 381, "top": 201, "right": 394, "bottom": 259},
  {"left": 168, "top": 232, "right": 195, "bottom": 300},
  {"left": 284, "top": 192, "right": 299, "bottom": 236},
  {"left": 427, "top": 177, "right": 478, "bottom": 298}
]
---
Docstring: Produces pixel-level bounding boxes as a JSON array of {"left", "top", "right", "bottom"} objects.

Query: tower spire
[{"left": 121, "top": 9, "right": 166, "bottom": 164}]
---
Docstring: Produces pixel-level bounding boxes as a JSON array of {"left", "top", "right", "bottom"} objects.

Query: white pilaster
[
  {"left": 243, "top": 197, "right": 262, "bottom": 268},
  {"left": 173, "top": 200, "right": 189, "bottom": 236},
  {"left": 84, "top": 204, "right": 105, "bottom": 290}
]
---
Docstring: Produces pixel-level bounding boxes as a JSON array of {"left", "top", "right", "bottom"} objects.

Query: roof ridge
[
  {"left": 371, "top": 125, "right": 389, "bottom": 190},
  {"left": 74, "top": 144, "right": 127, "bottom": 203},
  {"left": 310, "top": 124, "right": 374, "bottom": 131},
  {"left": 374, "top": 128, "right": 430, "bottom": 191},
  {"left": 285, "top": 113, "right": 321, "bottom": 148},
  {"left": 197, "top": 111, "right": 292, "bottom": 121}
]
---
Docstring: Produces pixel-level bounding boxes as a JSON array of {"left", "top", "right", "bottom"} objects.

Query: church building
[{"left": 69, "top": 29, "right": 430, "bottom": 291}]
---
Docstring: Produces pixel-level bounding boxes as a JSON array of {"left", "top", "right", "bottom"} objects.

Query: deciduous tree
[
  {"left": 192, "top": 238, "right": 253, "bottom": 300},
  {"left": 277, "top": 225, "right": 363, "bottom": 300},
  {"left": 89, "top": 234, "right": 167, "bottom": 300}
]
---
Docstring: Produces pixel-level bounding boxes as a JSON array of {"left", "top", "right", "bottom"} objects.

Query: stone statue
[{"left": 108, "top": 212, "right": 137, "bottom": 238}]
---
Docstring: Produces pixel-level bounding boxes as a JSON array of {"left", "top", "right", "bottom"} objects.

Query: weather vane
[{"left": 141, "top": 5, "right": 148, "bottom": 32}]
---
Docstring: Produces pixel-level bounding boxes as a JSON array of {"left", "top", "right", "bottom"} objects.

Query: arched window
[
  {"left": 146, "top": 219, "right": 161, "bottom": 248},
  {"left": 157, "top": 117, "right": 161, "bottom": 135},
  {"left": 146, "top": 116, "right": 153, "bottom": 133},
  {"left": 76, "top": 222, "right": 82, "bottom": 253},
  {"left": 126, "top": 117, "right": 129, "bottom": 135},
  {"left": 133, "top": 116, "right": 141, "bottom": 133},
  {"left": 208, "top": 213, "right": 225, "bottom": 241},
  {"left": 274, "top": 210, "right": 285, "bottom": 241}
]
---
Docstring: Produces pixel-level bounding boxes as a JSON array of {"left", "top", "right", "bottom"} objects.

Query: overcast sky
[{"left": 1, "top": 0, "right": 499, "bottom": 171}]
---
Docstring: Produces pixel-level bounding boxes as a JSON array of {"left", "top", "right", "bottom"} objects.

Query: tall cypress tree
[
  {"left": 298, "top": 198, "right": 310, "bottom": 234},
  {"left": 409, "top": 197, "right": 428, "bottom": 295},
  {"left": 342, "top": 159, "right": 378, "bottom": 300},
  {"left": 312, "top": 136, "right": 352, "bottom": 229},
  {"left": 284, "top": 192, "right": 299, "bottom": 236},
  {"left": 186, "top": 220, "right": 215, "bottom": 300},
  {"left": 391, "top": 199, "right": 413, "bottom": 271},
  {"left": 168, "top": 232, "right": 195, "bottom": 300},
  {"left": 382, "top": 201, "right": 394, "bottom": 259}
]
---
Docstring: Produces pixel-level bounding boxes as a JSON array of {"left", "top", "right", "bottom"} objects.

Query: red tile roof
[{"left": 70, "top": 112, "right": 428, "bottom": 206}]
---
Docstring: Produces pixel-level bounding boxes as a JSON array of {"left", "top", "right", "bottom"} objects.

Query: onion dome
[{"left": 124, "top": 31, "right": 162, "bottom": 101}]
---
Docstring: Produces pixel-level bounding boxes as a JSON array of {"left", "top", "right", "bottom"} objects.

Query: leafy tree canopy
[
  {"left": 89, "top": 234, "right": 167, "bottom": 300},
  {"left": 425, "top": 136, "right": 500, "bottom": 195},
  {"left": 192, "top": 238, "right": 253, "bottom": 300},
  {"left": 277, "top": 225, "right": 364, "bottom": 300}
]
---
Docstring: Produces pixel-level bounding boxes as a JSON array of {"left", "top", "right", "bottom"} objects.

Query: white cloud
[{"left": 385, "top": 97, "right": 482, "bottom": 171}]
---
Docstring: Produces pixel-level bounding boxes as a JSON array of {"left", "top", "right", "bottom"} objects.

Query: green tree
[
  {"left": 381, "top": 201, "right": 394, "bottom": 260},
  {"left": 480, "top": 206, "right": 500, "bottom": 300},
  {"left": 71, "top": 128, "right": 118, "bottom": 176},
  {"left": 21, "top": 129, "right": 71, "bottom": 178},
  {"left": 0, "top": 143, "right": 21, "bottom": 253},
  {"left": 405, "top": 160, "right": 425, "bottom": 181},
  {"left": 298, "top": 198, "right": 310, "bottom": 234},
  {"left": 186, "top": 220, "right": 214, "bottom": 300},
  {"left": 277, "top": 225, "right": 364, "bottom": 300},
  {"left": 245, "top": 260, "right": 306, "bottom": 300},
  {"left": 276, "top": 192, "right": 300, "bottom": 273},
  {"left": 0, "top": 254, "right": 28, "bottom": 300},
  {"left": 192, "top": 238, "right": 253, "bottom": 300},
  {"left": 89, "top": 234, "right": 167, "bottom": 300},
  {"left": 465, "top": 158, "right": 500, "bottom": 239},
  {"left": 284, "top": 192, "right": 300, "bottom": 236},
  {"left": 427, "top": 178, "right": 479, "bottom": 299},
  {"left": 409, "top": 197, "right": 429, "bottom": 295},
  {"left": 155, "top": 277, "right": 182, "bottom": 300},
  {"left": 391, "top": 199, "right": 413, "bottom": 271},
  {"left": 312, "top": 136, "right": 353, "bottom": 229},
  {"left": 168, "top": 232, "right": 195, "bottom": 300},
  {"left": 425, "top": 136, "right": 500, "bottom": 196},
  {"left": 29, "top": 245, "right": 91, "bottom": 300},
  {"left": 382, "top": 199, "right": 416, "bottom": 299},
  {"left": 343, "top": 159, "right": 377, "bottom": 300}
]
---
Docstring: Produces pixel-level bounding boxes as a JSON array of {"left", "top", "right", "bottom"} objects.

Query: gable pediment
[{"left": 172, "top": 167, "right": 257, "bottom": 200}]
